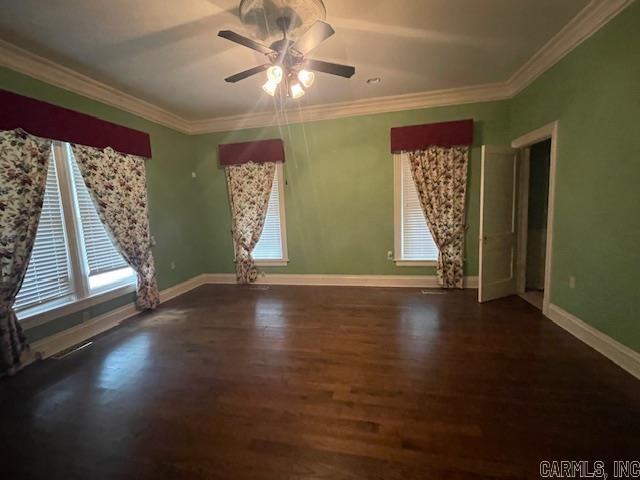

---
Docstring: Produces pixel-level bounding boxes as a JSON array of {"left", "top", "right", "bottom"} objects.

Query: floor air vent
[{"left": 51, "top": 341, "right": 93, "bottom": 360}]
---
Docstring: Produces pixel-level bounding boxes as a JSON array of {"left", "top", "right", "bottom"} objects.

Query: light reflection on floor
[
  {"left": 32, "top": 334, "right": 152, "bottom": 422},
  {"left": 254, "top": 296, "right": 286, "bottom": 329},
  {"left": 398, "top": 305, "right": 440, "bottom": 360},
  {"left": 139, "top": 308, "right": 189, "bottom": 327},
  {"left": 33, "top": 385, "right": 74, "bottom": 419},
  {"left": 98, "top": 333, "right": 151, "bottom": 391},
  {"left": 251, "top": 297, "right": 288, "bottom": 366}
]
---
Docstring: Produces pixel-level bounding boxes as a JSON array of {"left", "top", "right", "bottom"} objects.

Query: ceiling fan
[{"left": 218, "top": 16, "right": 355, "bottom": 99}]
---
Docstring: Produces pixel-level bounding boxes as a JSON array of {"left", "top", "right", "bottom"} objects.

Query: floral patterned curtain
[
  {"left": 225, "top": 161, "right": 275, "bottom": 284},
  {"left": 0, "top": 129, "right": 52, "bottom": 375},
  {"left": 408, "top": 146, "right": 469, "bottom": 288},
  {"left": 71, "top": 145, "right": 159, "bottom": 309}
]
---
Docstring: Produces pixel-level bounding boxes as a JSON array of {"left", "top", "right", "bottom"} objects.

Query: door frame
[{"left": 511, "top": 121, "right": 558, "bottom": 316}]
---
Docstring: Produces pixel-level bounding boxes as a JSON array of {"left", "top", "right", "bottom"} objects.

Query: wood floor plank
[{"left": 1, "top": 285, "right": 639, "bottom": 479}]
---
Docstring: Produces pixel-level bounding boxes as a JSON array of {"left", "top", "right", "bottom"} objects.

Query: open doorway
[
  {"left": 519, "top": 140, "right": 551, "bottom": 310},
  {"left": 478, "top": 122, "right": 557, "bottom": 315}
]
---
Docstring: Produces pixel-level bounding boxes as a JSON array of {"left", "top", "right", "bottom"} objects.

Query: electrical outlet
[
  {"left": 170, "top": 261, "right": 176, "bottom": 270},
  {"left": 191, "top": 171, "right": 197, "bottom": 178},
  {"left": 387, "top": 250, "right": 393, "bottom": 260},
  {"left": 569, "top": 276, "right": 576, "bottom": 289}
]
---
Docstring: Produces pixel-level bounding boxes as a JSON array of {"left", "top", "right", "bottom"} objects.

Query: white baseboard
[
  {"left": 30, "top": 302, "right": 138, "bottom": 360},
  {"left": 547, "top": 303, "right": 640, "bottom": 380},
  {"left": 203, "top": 273, "right": 479, "bottom": 288},
  {"left": 23, "top": 272, "right": 478, "bottom": 365},
  {"left": 201, "top": 273, "right": 236, "bottom": 284},
  {"left": 26, "top": 274, "right": 640, "bottom": 383},
  {"left": 463, "top": 276, "right": 479, "bottom": 288},
  {"left": 158, "top": 274, "right": 206, "bottom": 303}
]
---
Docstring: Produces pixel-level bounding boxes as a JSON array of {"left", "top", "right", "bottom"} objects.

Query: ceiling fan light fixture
[
  {"left": 297, "top": 69, "right": 315, "bottom": 88},
  {"left": 262, "top": 79, "right": 278, "bottom": 96},
  {"left": 219, "top": 11, "right": 355, "bottom": 99},
  {"left": 290, "top": 82, "right": 305, "bottom": 99},
  {"left": 267, "top": 65, "right": 284, "bottom": 84}
]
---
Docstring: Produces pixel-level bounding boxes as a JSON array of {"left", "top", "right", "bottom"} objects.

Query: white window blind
[
  {"left": 400, "top": 155, "right": 439, "bottom": 261},
  {"left": 70, "top": 150, "right": 129, "bottom": 276},
  {"left": 14, "top": 151, "right": 73, "bottom": 310},
  {"left": 253, "top": 165, "right": 284, "bottom": 260}
]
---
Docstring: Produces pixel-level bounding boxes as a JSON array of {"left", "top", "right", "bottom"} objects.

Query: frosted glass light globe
[
  {"left": 290, "top": 82, "right": 305, "bottom": 99},
  {"left": 267, "top": 66, "right": 283, "bottom": 84},
  {"left": 262, "top": 79, "right": 278, "bottom": 96},
  {"left": 297, "top": 69, "right": 315, "bottom": 88}
]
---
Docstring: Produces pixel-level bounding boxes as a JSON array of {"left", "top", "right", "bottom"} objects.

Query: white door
[{"left": 479, "top": 146, "right": 519, "bottom": 302}]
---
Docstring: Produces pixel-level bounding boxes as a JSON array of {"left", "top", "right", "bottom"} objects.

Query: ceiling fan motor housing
[{"left": 239, "top": 0, "right": 326, "bottom": 41}]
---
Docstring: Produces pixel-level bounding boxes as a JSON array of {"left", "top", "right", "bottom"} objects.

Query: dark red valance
[
  {"left": 0, "top": 89, "right": 152, "bottom": 158},
  {"left": 219, "top": 139, "right": 285, "bottom": 166},
  {"left": 390, "top": 119, "right": 474, "bottom": 153}
]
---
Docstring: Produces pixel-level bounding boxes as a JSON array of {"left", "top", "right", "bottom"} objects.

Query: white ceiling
[{"left": 0, "top": 0, "right": 590, "bottom": 120}]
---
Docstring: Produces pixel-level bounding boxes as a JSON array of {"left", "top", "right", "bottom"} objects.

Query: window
[
  {"left": 15, "top": 143, "right": 135, "bottom": 319},
  {"left": 13, "top": 151, "right": 73, "bottom": 311},
  {"left": 69, "top": 153, "right": 131, "bottom": 290},
  {"left": 394, "top": 153, "right": 439, "bottom": 265},
  {"left": 252, "top": 163, "right": 288, "bottom": 265}
]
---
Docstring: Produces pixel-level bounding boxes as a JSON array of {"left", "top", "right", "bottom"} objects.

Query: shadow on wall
[{"left": 526, "top": 139, "right": 551, "bottom": 291}]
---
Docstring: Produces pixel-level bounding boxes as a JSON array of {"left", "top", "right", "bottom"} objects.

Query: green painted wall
[
  {"left": 192, "top": 101, "right": 511, "bottom": 276},
  {"left": 2, "top": 1, "right": 638, "bottom": 354},
  {"left": 511, "top": 1, "right": 640, "bottom": 351},
  {"left": 0, "top": 66, "right": 201, "bottom": 341}
]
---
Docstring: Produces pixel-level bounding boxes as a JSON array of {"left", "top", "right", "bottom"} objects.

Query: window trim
[
  {"left": 88, "top": 267, "right": 137, "bottom": 295},
  {"left": 18, "top": 282, "right": 136, "bottom": 331},
  {"left": 253, "top": 162, "right": 289, "bottom": 266},
  {"left": 16, "top": 141, "right": 136, "bottom": 328},
  {"left": 54, "top": 142, "right": 91, "bottom": 296},
  {"left": 393, "top": 154, "right": 437, "bottom": 267}
]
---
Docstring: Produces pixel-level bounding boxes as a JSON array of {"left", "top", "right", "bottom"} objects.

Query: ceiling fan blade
[
  {"left": 292, "top": 21, "right": 335, "bottom": 55},
  {"left": 305, "top": 59, "right": 355, "bottom": 78},
  {"left": 218, "top": 30, "right": 274, "bottom": 55},
  {"left": 224, "top": 64, "right": 271, "bottom": 83}
]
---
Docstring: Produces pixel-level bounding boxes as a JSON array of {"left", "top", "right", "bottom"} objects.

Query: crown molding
[
  {"left": 0, "top": 0, "right": 633, "bottom": 135},
  {"left": 0, "top": 39, "right": 191, "bottom": 133},
  {"left": 188, "top": 82, "right": 510, "bottom": 134},
  {"left": 183, "top": 0, "right": 638, "bottom": 133},
  {"left": 507, "top": 0, "right": 635, "bottom": 95}
]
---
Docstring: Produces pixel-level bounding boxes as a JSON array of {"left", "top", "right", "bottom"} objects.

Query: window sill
[
  {"left": 255, "top": 258, "right": 290, "bottom": 267},
  {"left": 394, "top": 260, "right": 437, "bottom": 267},
  {"left": 18, "top": 282, "right": 136, "bottom": 331}
]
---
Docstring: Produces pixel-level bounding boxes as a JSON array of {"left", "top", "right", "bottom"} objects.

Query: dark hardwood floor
[{"left": 2, "top": 285, "right": 639, "bottom": 479}]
